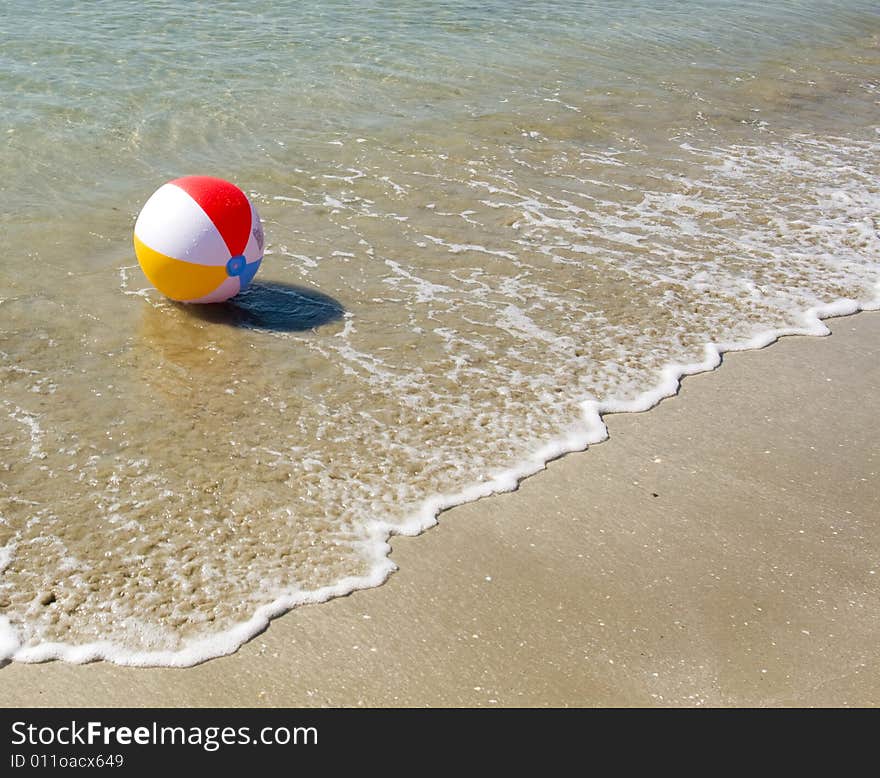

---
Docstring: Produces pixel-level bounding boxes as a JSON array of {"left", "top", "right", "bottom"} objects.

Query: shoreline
[
  {"left": 2, "top": 310, "right": 879, "bottom": 706},
  {"left": 3, "top": 295, "right": 877, "bottom": 668}
]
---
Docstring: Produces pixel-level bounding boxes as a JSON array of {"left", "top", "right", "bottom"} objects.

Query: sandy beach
[{"left": 1, "top": 311, "right": 876, "bottom": 707}]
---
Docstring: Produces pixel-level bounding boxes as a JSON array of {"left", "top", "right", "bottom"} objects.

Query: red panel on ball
[{"left": 169, "top": 175, "right": 252, "bottom": 257}]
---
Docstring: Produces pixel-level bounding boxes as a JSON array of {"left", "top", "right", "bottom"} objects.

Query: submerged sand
[{"left": 1, "top": 311, "right": 878, "bottom": 707}]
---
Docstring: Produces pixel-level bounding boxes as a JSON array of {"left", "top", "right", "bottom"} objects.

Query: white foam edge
[{"left": 3, "top": 286, "right": 878, "bottom": 667}]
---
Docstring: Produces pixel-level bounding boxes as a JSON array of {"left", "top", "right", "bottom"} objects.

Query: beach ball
[{"left": 134, "top": 176, "right": 263, "bottom": 303}]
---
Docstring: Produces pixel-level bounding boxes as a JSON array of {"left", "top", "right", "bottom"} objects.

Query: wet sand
[{"left": 2, "top": 311, "right": 878, "bottom": 707}]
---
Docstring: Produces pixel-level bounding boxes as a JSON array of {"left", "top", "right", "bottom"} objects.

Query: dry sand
[{"left": 2, "top": 311, "right": 878, "bottom": 707}]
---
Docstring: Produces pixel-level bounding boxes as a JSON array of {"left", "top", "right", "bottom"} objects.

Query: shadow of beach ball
[{"left": 133, "top": 176, "right": 264, "bottom": 303}]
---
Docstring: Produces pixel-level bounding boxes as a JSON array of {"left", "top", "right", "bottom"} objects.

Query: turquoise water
[
  {"left": 0, "top": 2, "right": 878, "bottom": 664},
  {"left": 2, "top": 1, "right": 877, "bottom": 220}
]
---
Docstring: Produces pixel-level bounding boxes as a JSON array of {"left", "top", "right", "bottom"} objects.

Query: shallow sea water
[{"left": 0, "top": 1, "right": 878, "bottom": 663}]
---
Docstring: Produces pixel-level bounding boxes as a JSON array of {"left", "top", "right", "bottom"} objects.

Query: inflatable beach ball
[{"left": 134, "top": 176, "right": 263, "bottom": 303}]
